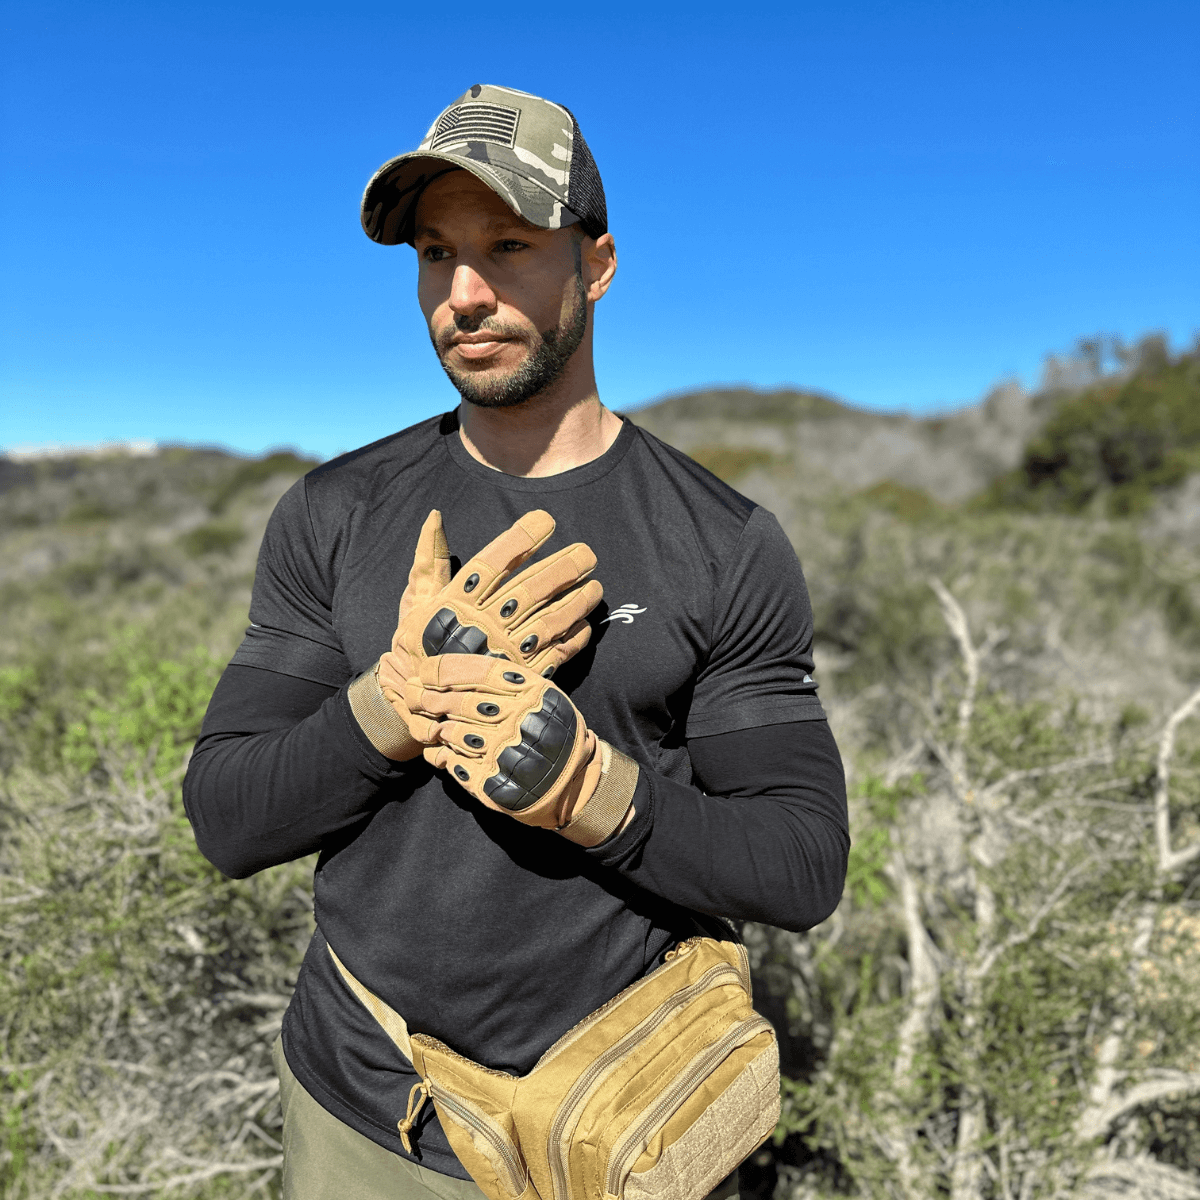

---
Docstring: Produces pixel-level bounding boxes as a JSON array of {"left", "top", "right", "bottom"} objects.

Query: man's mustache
[{"left": 434, "top": 316, "right": 530, "bottom": 356}]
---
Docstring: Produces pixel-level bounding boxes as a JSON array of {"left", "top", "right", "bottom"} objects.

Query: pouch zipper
[
  {"left": 428, "top": 1080, "right": 527, "bottom": 1198},
  {"left": 546, "top": 960, "right": 745, "bottom": 1200},
  {"left": 603, "top": 1015, "right": 773, "bottom": 1198}
]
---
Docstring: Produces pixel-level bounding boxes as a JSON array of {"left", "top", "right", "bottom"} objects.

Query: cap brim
[{"left": 360, "top": 151, "right": 564, "bottom": 246}]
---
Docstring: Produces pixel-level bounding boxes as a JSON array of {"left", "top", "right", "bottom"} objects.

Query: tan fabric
[
  {"left": 348, "top": 662, "right": 422, "bottom": 761},
  {"left": 623, "top": 1045, "right": 780, "bottom": 1200},
  {"left": 272, "top": 1035, "right": 742, "bottom": 1200},
  {"left": 558, "top": 741, "right": 640, "bottom": 847},
  {"left": 406, "top": 656, "right": 637, "bottom": 837},
  {"left": 327, "top": 937, "right": 778, "bottom": 1200}
]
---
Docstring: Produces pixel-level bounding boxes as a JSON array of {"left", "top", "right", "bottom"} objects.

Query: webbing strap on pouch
[{"left": 327, "top": 943, "right": 413, "bottom": 1061}]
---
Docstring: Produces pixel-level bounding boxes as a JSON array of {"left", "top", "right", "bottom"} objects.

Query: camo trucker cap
[{"left": 361, "top": 84, "right": 608, "bottom": 247}]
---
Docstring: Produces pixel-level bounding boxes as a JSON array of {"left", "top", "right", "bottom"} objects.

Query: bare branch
[
  {"left": 976, "top": 753, "right": 1113, "bottom": 806},
  {"left": 929, "top": 578, "right": 978, "bottom": 760},
  {"left": 1077, "top": 1072, "right": 1200, "bottom": 1143},
  {"left": 1077, "top": 902, "right": 1157, "bottom": 1137},
  {"left": 87, "top": 1158, "right": 283, "bottom": 1194},
  {"left": 976, "top": 856, "right": 1097, "bottom": 978},
  {"left": 1155, "top": 685, "right": 1200, "bottom": 875},
  {"left": 889, "top": 846, "right": 941, "bottom": 1085}
]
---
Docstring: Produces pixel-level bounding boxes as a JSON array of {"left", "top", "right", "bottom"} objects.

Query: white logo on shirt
[{"left": 602, "top": 603, "right": 647, "bottom": 625}]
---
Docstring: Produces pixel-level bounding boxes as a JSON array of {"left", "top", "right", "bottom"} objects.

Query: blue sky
[{"left": 2, "top": 0, "right": 1198, "bottom": 460}]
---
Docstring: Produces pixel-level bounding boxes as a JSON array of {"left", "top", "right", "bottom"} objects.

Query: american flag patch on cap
[{"left": 429, "top": 103, "right": 520, "bottom": 152}]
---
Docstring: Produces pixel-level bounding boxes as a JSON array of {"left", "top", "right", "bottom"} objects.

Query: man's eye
[
  {"left": 423, "top": 246, "right": 451, "bottom": 262},
  {"left": 497, "top": 240, "right": 528, "bottom": 253}
]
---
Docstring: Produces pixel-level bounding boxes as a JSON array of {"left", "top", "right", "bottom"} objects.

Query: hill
[{"left": 629, "top": 378, "right": 1040, "bottom": 504}]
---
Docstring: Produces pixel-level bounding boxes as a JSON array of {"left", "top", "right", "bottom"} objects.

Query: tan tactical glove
[
  {"left": 405, "top": 655, "right": 640, "bottom": 847},
  {"left": 348, "top": 510, "right": 602, "bottom": 761}
]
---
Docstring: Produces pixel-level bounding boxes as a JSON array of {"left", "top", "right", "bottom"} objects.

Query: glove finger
[
  {"left": 399, "top": 511, "right": 452, "bottom": 624},
  {"left": 528, "top": 620, "right": 593, "bottom": 678},
  {"left": 511, "top": 580, "right": 602, "bottom": 661},
  {"left": 450, "top": 511, "right": 555, "bottom": 605},
  {"left": 377, "top": 651, "right": 414, "bottom": 695},
  {"left": 486, "top": 543, "right": 597, "bottom": 629},
  {"left": 425, "top": 740, "right": 498, "bottom": 798},
  {"left": 435, "top": 720, "right": 495, "bottom": 758},
  {"left": 405, "top": 684, "right": 511, "bottom": 724},
  {"left": 405, "top": 712, "right": 441, "bottom": 744},
  {"left": 418, "top": 654, "right": 535, "bottom": 691}
]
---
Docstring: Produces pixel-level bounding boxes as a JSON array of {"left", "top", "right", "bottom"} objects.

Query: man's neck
[{"left": 457, "top": 384, "right": 624, "bottom": 478}]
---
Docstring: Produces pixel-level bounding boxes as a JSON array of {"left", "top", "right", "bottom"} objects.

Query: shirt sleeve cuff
[
  {"left": 582, "top": 768, "right": 655, "bottom": 866},
  {"left": 684, "top": 694, "right": 827, "bottom": 739},
  {"left": 334, "top": 688, "right": 418, "bottom": 781},
  {"left": 346, "top": 662, "right": 422, "bottom": 761}
]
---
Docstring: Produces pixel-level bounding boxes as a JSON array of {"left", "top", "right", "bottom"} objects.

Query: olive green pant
[{"left": 273, "top": 1038, "right": 742, "bottom": 1200}]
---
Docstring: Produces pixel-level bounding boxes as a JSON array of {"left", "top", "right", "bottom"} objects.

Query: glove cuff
[
  {"left": 558, "top": 740, "right": 639, "bottom": 848},
  {"left": 348, "top": 660, "right": 423, "bottom": 761}
]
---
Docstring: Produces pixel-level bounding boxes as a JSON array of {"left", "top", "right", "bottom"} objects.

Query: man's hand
[
  {"left": 349, "top": 510, "right": 602, "bottom": 760},
  {"left": 405, "top": 655, "right": 639, "bottom": 847}
]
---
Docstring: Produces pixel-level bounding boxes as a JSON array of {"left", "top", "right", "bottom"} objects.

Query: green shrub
[
  {"left": 60, "top": 636, "right": 223, "bottom": 781},
  {"left": 988, "top": 345, "right": 1200, "bottom": 514},
  {"left": 178, "top": 520, "right": 246, "bottom": 557},
  {"left": 854, "top": 481, "right": 938, "bottom": 521},
  {"left": 0, "top": 629, "right": 302, "bottom": 1196},
  {"left": 686, "top": 445, "right": 778, "bottom": 481},
  {"left": 208, "top": 451, "right": 316, "bottom": 514}
]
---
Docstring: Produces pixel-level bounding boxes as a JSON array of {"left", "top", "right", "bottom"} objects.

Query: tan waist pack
[{"left": 327, "top": 935, "right": 780, "bottom": 1200}]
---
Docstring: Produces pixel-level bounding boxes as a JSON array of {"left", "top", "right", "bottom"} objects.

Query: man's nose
[{"left": 449, "top": 264, "right": 497, "bottom": 315}]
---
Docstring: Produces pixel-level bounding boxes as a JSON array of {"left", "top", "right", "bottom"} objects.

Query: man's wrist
[
  {"left": 347, "top": 661, "right": 423, "bottom": 761},
  {"left": 557, "top": 740, "right": 639, "bottom": 848}
]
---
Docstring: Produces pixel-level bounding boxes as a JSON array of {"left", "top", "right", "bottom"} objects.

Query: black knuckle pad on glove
[
  {"left": 422, "top": 608, "right": 490, "bottom": 657},
  {"left": 482, "top": 689, "right": 578, "bottom": 812}
]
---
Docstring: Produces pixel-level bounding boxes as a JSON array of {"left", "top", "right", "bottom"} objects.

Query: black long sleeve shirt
[{"left": 181, "top": 414, "right": 848, "bottom": 1176}]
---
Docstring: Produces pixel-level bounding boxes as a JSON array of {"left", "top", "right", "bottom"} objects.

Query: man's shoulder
[
  {"left": 300, "top": 413, "right": 448, "bottom": 509},
  {"left": 623, "top": 419, "right": 759, "bottom": 546}
]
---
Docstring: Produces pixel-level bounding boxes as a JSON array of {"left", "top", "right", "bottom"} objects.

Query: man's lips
[{"left": 449, "top": 333, "right": 515, "bottom": 361}]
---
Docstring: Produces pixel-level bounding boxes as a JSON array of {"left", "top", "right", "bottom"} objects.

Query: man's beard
[{"left": 433, "top": 274, "right": 589, "bottom": 410}]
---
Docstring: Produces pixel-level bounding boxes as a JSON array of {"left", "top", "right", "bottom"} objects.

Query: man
[{"left": 183, "top": 84, "right": 848, "bottom": 1200}]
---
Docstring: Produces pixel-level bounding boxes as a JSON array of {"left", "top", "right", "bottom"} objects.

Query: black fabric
[
  {"left": 182, "top": 413, "right": 843, "bottom": 1178},
  {"left": 563, "top": 109, "right": 608, "bottom": 238}
]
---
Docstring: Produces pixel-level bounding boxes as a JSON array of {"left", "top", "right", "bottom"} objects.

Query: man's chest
[{"left": 326, "top": 487, "right": 713, "bottom": 741}]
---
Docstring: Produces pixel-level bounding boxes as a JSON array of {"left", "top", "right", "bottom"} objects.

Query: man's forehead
[{"left": 414, "top": 183, "right": 545, "bottom": 242}]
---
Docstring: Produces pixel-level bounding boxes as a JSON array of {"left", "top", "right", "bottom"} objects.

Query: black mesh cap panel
[{"left": 563, "top": 110, "right": 607, "bottom": 239}]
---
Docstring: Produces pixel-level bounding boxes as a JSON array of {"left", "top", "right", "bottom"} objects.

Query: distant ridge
[
  {"left": 628, "top": 381, "right": 1043, "bottom": 502},
  {"left": 4, "top": 439, "right": 159, "bottom": 461}
]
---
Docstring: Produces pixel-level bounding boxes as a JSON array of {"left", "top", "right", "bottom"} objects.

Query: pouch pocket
[
  {"left": 545, "top": 960, "right": 747, "bottom": 1200},
  {"left": 430, "top": 1081, "right": 531, "bottom": 1200},
  {"left": 603, "top": 1016, "right": 778, "bottom": 1200}
]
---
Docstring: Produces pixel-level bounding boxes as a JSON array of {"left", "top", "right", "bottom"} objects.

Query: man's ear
[{"left": 582, "top": 233, "right": 617, "bottom": 303}]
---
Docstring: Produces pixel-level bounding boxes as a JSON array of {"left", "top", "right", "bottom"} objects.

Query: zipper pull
[
  {"left": 664, "top": 938, "right": 695, "bottom": 962},
  {"left": 398, "top": 1079, "right": 431, "bottom": 1153}
]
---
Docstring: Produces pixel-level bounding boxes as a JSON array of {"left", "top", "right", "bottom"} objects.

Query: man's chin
[{"left": 441, "top": 362, "right": 537, "bottom": 410}]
